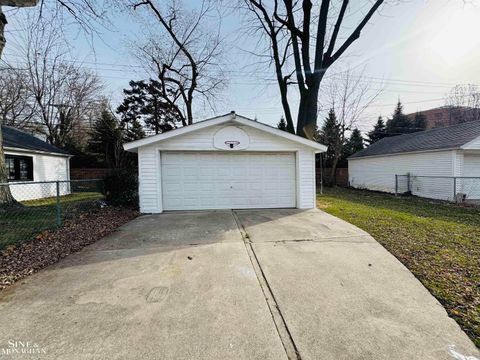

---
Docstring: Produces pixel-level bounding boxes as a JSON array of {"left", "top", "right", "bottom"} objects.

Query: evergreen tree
[
  {"left": 124, "top": 118, "right": 145, "bottom": 142},
  {"left": 88, "top": 110, "right": 124, "bottom": 168},
  {"left": 344, "top": 128, "right": 364, "bottom": 157},
  {"left": 318, "top": 109, "right": 341, "bottom": 167},
  {"left": 386, "top": 101, "right": 413, "bottom": 136},
  {"left": 412, "top": 112, "right": 427, "bottom": 131},
  {"left": 366, "top": 116, "right": 387, "bottom": 144},
  {"left": 277, "top": 116, "right": 287, "bottom": 131},
  {"left": 117, "top": 79, "right": 180, "bottom": 135}
]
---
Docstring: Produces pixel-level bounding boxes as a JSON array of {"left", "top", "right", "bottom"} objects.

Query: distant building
[
  {"left": 348, "top": 121, "right": 480, "bottom": 202},
  {"left": 2, "top": 125, "right": 71, "bottom": 201},
  {"left": 407, "top": 106, "right": 480, "bottom": 129}
]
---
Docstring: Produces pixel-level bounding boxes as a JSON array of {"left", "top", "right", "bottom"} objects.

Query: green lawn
[
  {"left": 317, "top": 187, "right": 480, "bottom": 347},
  {"left": 0, "top": 192, "right": 104, "bottom": 250}
]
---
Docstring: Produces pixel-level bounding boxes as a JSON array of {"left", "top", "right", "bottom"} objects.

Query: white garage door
[{"left": 161, "top": 152, "right": 296, "bottom": 210}]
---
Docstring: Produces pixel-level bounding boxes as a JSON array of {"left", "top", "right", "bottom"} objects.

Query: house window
[{"left": 5, "top": 155, "right": 33, "bottom": 181}]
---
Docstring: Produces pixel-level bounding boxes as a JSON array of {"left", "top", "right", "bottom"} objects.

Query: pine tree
[
  {"left": 344, "top": 128, "right": 364, "bottom": 157},
  {"left": 386, "top": 101, "right": 413, "bottom": 136},
  {"left": 318, "top": 109, "right": 341, "bottom": 167},
  {"left": 117, "top": 79, "right": 180, "bottom": 135},
  {"left": 124, "top": 118, "right": 145, "bottom": 142},
  {"left": 88, "top": 110, "right": 123, "bottom": 168},
  {"left": 412, "top": 112, "right": 427, "bottom": 131},
  {"left": 277, "top": 116, "right": 287, "bottom": 131},
  {"left": 366, "top": 116, "right": 387, "bottom": 144}
]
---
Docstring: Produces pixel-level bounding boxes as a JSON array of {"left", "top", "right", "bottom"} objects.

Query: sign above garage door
[{"left": 213, "top": 126, "right": 250, "bottom": 150}]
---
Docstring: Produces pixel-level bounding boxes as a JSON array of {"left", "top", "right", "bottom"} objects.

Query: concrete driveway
[{"left": 0, "top": 209, "right": 478, "bottom": 360}]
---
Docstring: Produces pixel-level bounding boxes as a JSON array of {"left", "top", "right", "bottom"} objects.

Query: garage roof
[
  {"left": 350, "top": 120, "right": 480, "bottom": 159},
  {"left": 2, "top": 125, "right": 70, "bottom": 156},
  {"left": 124, "top": 112, "right": 327, "bottom": 153}
]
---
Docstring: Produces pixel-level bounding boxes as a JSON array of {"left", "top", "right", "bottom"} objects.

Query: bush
[{"left": 103, "top": 170, "right": 138, "bottom": 207}]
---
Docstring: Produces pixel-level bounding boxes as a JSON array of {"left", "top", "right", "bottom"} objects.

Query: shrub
[{"left": 103, "top": 170, "right": 138, "bottom": 207}]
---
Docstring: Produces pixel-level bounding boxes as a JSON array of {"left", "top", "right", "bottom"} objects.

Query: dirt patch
[{"left": 0, "top": 206, "right": 138, "bottom": 290}]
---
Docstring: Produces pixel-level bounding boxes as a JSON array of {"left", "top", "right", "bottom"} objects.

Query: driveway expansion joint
[{"left": 231, "top": 211, "right": 301, "bottom": 360}]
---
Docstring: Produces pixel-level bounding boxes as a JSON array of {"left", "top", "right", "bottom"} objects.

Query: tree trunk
[
  {"left": 296, "top": 73, "right": 324, "bottom": 139},
  {"left": 297, "top": 87, "right": 320, "bottom": 139},
  {"left": 278, "top": 82, "right": 295, "bottom": 134},
  {"left": 186, "top": 101, "right": 193, "bottom": 125}
]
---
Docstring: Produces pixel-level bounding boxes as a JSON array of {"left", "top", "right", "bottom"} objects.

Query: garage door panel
[
  {"left": 161, "top": 152, "right": 296, "bottom": 210},
  {"left": 163, "top": 165, "right": 182, "bottom": 177},
  {"left": 163, "top": 183, "right": 182, "bottom": 193}
]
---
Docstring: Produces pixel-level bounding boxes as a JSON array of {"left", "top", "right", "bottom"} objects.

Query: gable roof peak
[{"left": 124, "top": 112, "right": 327, "bottom": 153}]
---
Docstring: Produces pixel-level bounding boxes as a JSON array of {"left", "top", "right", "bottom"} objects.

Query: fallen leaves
[{"left": 0, "top": 206, "right": 138, "bottom": 291}]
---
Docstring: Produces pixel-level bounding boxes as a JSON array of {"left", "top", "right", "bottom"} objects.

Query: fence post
[
  {"left": 407, "top": 174, "right": 411, "bottom": 193},
  {"left": 395, "top": 175, "right": 398, "bottom": 196},
  {"left": 453, "top": 177, "right": 457, "bottom": 202},
  {"left": 56, "top": 181, "right": 61, "bottom": 227}
]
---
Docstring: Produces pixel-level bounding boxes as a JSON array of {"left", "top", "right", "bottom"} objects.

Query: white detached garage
[
  {"left": 124, "top": 112, "right": 326, "bottom": 213},
  {"left": 348, "top": 120, "right": 480, "bottom": 201}
]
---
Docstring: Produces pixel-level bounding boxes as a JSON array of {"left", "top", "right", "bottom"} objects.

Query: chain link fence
[
  {"left": 0, "top": 179, "right": 104, "bottom": 250},
  {"left": 395, "top": 174, "right": 480, "bottom": 203}
]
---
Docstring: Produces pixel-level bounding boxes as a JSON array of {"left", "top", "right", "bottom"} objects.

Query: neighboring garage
[
  {"left": 348, "top": 121, "right": 480, "bottom": 201},
  {"left": 124, "top": 112, "right": 326, "bottom": 213}
]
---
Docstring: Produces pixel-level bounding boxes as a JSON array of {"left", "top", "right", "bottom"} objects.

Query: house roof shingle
[
  {"left": 350, "top": 120, "right": 480, "bottom": 159},
  {"left": 1, "top": 125, "right": 70, "bottom": 156}
]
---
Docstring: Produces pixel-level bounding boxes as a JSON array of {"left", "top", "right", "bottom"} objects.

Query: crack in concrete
[
  {"left": 251, "top": 234, "right": 375, "bottom": 245},
  {"left": 231, "top": 211, "right": 301, "bottom": 360}
]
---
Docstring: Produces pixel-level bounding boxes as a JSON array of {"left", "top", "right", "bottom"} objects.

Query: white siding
[
  {"left": 137, "top": 123, "right": 317, "bottom": 213},
  {"left": 297, "top": 150, "right": 315, "bottom": 208},
  {"left": 349, "top": 150, "right": 456, "bottom": 201},
  {"left": 157, "top": 124, "right": 312, "bottom": 152},
  {"left": 453, "top": 150, "right": 464, "bottom": 177},
  {"left": 5, "top": 150, "right": 70, "bottom": 201},
  {"left": 462, "top": 153, "right": 480, "bottom": 199},
  {"left": 138, "top": 146, "right": 161, "bottom": 213}
]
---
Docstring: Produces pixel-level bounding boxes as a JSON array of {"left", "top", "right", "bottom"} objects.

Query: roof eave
[
  {"left": 4, "top": 146, "right": 72, "bottom": 158},
  {"left": 123, "top": 113, "right": 327, "bottom": 152},
  {"left": 460, "top": 135, "right": 480, "bottom": 150},
  {"left": 348, "top": 147, "right": 462, "bottom": 160}
]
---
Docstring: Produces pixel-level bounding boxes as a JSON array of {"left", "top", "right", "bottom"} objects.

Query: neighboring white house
[
  {"left": 2, "top": 125, "right": 71, "bottom": 201},
  {"left": 124, "top": 112, "right": 327, "bottom": 213},
  {"left": 348, "top": 121, "right": 480, "bottom": 201}
]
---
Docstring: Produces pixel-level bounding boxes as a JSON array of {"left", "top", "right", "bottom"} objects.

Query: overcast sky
[{"left": 3, "top": 0, "right": 480, "bottom": 132}]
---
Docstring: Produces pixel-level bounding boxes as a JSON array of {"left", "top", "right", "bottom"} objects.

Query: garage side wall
[
  {"left": 348, "top": 150, "right": 455, "bottom": 200},
  {"left": 138, "top": 146, "right": 162, "bottom": 213},
  {"left": 297, "top": 150, "right": 315, "bottom": 209},
  {"left": 136, "top": 124, "right": 317, "bottom": 213},
  {"left": 5, "top": 150, "right": 70, "bottom": 201}
]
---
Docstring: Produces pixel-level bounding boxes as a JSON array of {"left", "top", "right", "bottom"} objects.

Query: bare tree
[
  {"left": 0, "top": 0, "right": 39, "bottom": 206},
  {"left": 131, "top": 0, "right": 226, "bottom": 126},
  {"left": 241, "top": 0, "right": 386, "bottom": 138},
  {"left": 20, "top": 17, "right": 104, "bottom": 147},
  {"left": 319, "top": 69, "right": 381, "bottom": 184},
  {"left": 0, "top": 67, "right": 37, "bottom": 128},
  {"left": 445, "top": 84, "right": 480, "bottom": 123}
]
